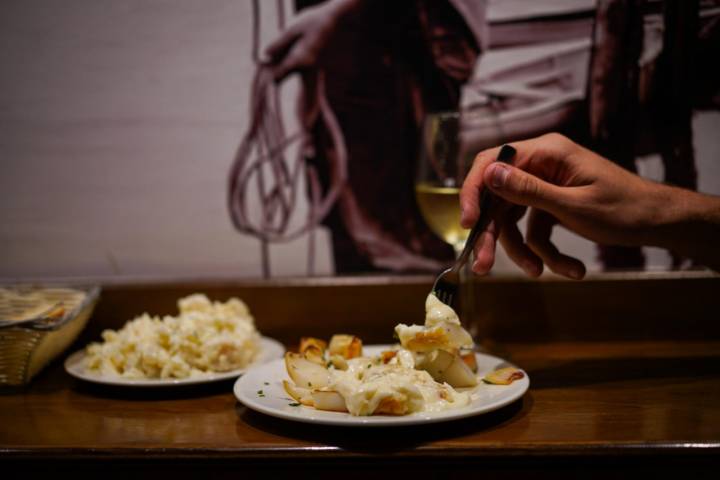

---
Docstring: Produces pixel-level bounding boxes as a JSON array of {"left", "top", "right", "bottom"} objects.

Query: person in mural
[
  {"left": 460, "top": 133, "right": 720, "bottom": 279},
  {"left": 264, "top": 0, "right": 486, "bottom": 273},
  {"left": 257, "top": 0, "right": 717, "bottom": 275}
]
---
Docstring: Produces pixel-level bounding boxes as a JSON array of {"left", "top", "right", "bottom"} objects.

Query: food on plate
[
  {"left": 282, "top": 294, "right": 523, "bottom": 416},
  {"left": 416, "top": 348, "right": 477, "bottom": 388},
  {"left": 483, "top": 366, "right": 525, "bottom": 385},
  {"left": 460, "top": 351, "right": 478, "bottom": 373},
  {"left": 396, "top": 293, "right": 477, "bottom": 388},
  {"left": 84, "top": 294, "right": 261, "bottom": 379},
  {"left": 299, "top": 337, "right": 327, "bottom": 365},
  {"left": 283, "top": 342, "right": 470, "bottom": 416},
  {"left": 395, "top": 293, "right": 474, "bottom": 353},
  {"left": 328, "top": 334, "right": 362, "bottom": 359}
]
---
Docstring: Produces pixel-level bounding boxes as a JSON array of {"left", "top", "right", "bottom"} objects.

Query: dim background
[{"left": 2, "top": 0, "right": 719, "bottom": 282}]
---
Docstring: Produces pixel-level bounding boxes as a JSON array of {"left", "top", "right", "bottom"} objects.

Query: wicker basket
[{"left": 0, "top": 285, "right": 100, "bottom": 386}]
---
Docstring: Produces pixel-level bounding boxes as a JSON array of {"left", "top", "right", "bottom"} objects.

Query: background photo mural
[{"left": 2, "top": 0, "right": 719, "bottom": 281}]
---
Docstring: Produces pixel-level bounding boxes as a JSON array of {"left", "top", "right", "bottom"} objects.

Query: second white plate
[
  {"left": 234, "top": 345, "right": 529, "bottom": 426},
  {"left": 64, "top": 336, "right": 285, "bottom": 387}
]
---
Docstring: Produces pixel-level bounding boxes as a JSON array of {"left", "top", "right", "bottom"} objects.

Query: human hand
[
  {"left": 265, "top": 0, "right": 361, "bottom": 82},
  {"left": 459, "top": 133, "right": 679, "bottom": 279}
]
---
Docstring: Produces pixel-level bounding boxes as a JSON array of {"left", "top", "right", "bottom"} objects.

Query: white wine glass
[{"left": 415, "top": 111, "right": 473, "bottom": 257}]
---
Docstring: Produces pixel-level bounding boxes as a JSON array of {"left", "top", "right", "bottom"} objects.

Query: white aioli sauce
[
  {"left": 394, "top": 293, "right": 474, "bottom": 352},
  {"left": 328, "top": 294, "right": 475, "bottom": 416},
  {"left": 329, "top": 356, "right": 469, "bottom": 416}
]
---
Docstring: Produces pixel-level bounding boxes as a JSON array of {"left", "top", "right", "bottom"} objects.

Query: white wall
[{"left": 0, "top": 0, "right": 333, "bottom": 281}]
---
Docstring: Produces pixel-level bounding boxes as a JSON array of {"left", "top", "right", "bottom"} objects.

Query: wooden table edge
[{"left": 2, "top": 442, "right": 720, "bottom": 461}]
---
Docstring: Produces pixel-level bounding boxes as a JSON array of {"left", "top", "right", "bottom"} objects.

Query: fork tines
[{"left": 432, "top": 268, "right": 458, "bottom": 307}]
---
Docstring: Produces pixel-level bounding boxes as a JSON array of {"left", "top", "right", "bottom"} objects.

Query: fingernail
[
  {"left": 472, "top": 258, "right": 484, "bottom": 274},
  {"left": 490, "top": 163, "right": 510, "bottom": 188},
  {"left": 522, "top": 261, "right": 540, "bottom": 277},
  {"left": 568, "top": 267, "right": 583, "bottom": 280}
]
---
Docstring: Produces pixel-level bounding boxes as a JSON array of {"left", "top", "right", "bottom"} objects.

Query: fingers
[
  {"left": 459, "top": 135, "right": 566, "bottom": 227},
  {"left": 471, "top": 218, "right": 499, "bottom": 274},
  {"left": 265, "top": 32, "right": 304, "bottom": 81},
  {"left": 265, "top": 27, "right": 300, "bottom": 62},
  {"left": 483, "top": 162, "right": 573, "bottom": 214},
  {"left": 462, "top": 133, "right": 589, "bottom": 278},
  {"left": 460, "top": 146, "right": 503, "bottom": 229},
  {"left": 265, "top": 27, "right": 314, "bottom": 81},
  {"left": 526, "top": 209, "right": 586, "bottom": 280},
  {"left": 498, "top": 206, "right": 543, "bottom": 277},
  {"left": 272, "top": 50, "right": 306, "bottom": 82}
]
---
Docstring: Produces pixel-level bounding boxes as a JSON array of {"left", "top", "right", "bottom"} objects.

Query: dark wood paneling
[
  {"left": 470, "top": 272, "right": 720, "bottom": 342},
  {"left": 76, "top": 272, "right": 720, "bottom": 348}
]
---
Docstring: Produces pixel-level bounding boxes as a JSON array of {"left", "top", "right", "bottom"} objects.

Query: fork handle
[{"left": 455, "top": 144, "right": 516, "bottom": 270}]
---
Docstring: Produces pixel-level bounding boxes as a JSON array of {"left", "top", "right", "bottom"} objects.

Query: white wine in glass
[
  {"left": 414, "top": 183, "right": 468, "bottom": 253},
  {"left": 414, "top": 111, "right": 472, "bottom": 255}
]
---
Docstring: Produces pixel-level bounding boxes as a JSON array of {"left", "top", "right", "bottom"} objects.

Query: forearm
[{"left": 651, "top": 184, "right": 720, "bottom": 271}]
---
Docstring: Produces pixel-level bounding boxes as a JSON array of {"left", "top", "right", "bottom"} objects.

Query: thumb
[{"left": 483, "top": 162, "right": 569, "bottom": 212}]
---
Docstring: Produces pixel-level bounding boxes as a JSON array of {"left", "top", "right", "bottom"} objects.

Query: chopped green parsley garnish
[{"left": 288, "top": 402, "right": 301, "bottom": 407}]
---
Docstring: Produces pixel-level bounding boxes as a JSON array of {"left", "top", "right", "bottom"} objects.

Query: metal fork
[{"left": 432, "top": 144, "right": 517, "bottom": 306}]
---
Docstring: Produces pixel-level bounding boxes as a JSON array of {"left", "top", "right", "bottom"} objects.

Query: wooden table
[{"left": 1, "top": 274, "right": 719, "bottom": 478}]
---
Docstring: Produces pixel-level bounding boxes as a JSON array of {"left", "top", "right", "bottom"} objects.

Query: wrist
[{"left": 649, "top": 183, "right": 720, "bottom": 269}]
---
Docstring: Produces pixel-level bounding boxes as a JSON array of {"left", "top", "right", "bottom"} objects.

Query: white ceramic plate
[
  {"left": 234, "top": 345, "right": 529, "bottom": 426},
  {"left": 64, "top": 336, "right": 284, "bottom": 387}
]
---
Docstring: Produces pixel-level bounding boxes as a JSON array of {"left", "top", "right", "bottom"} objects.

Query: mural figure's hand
[{"left": 265, "top": 0, "right": 361, "bottom": 81}]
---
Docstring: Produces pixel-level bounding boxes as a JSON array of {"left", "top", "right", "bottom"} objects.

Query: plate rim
[
  {"left": 234, "top": 344, "right": 529, "bottom": 427},
  {"left": 64, "top": 336, "right": 285, "bottom": 387}
]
